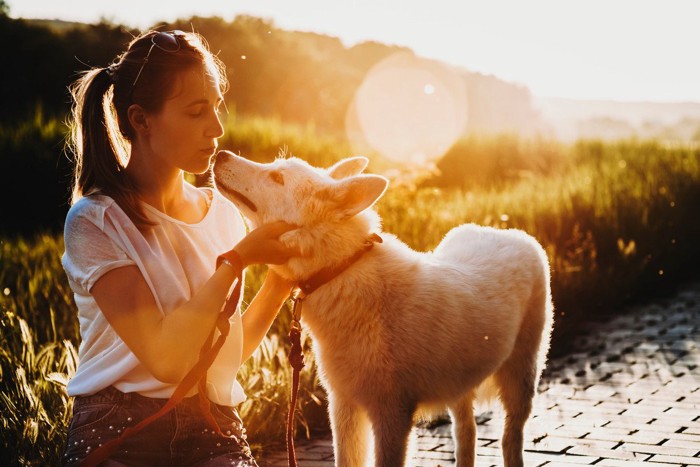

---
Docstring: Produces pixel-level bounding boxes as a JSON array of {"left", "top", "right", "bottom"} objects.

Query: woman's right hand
[{"left": 233, "top": 221, "right": 300, "bottom": 267}]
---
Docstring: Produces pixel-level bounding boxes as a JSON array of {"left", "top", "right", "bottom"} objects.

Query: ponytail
[{"left": 67, "top": 67, "right": 153, "bottom": 229}]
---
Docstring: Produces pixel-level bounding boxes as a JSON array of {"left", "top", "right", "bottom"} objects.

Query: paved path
[{"left": 262, "top": 280, "right": 700, "bottom": 466}]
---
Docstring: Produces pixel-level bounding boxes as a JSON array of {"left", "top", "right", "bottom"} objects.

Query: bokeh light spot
[{"left": 346, "top": 52, "right": 468, "bottom": 165}]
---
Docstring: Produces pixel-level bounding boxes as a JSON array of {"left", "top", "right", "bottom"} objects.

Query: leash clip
[{"left": 290, "top": 288, "right": 305, "bottom": 329}]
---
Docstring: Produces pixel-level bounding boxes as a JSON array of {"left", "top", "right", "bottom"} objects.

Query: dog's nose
[
  {"left": 215, "top": 150, "right": 235, "bottom": 162},
  {"left": 212, "top": 151, "right": 226, "bottom": 168}
]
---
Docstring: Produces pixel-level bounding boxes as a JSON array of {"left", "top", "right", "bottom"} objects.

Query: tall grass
[
  {"left": 1, "top": 235, "right": 78, "bottom": 466},
  {"left": 1, "top": 115, "right": 699, "bottom": 463},
  {"left": 0, "top": 309, "right": 77, "bottom": 466}
]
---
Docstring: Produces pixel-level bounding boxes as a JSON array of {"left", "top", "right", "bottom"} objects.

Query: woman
[{"left": 61, "top": 29, "right": 297, "bottom": 466}]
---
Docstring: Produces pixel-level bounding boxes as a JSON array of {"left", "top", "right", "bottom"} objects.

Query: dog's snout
[
  {"left": 215, "top": 150, "right": 235, "bottom": 162},
  {"left": 212, "top": 151, "right": 234, "bottom": 174}
]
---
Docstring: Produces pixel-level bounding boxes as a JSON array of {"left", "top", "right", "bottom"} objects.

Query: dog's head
[{"left": 213, "top": 151, "right": 388, "bottom": 275}]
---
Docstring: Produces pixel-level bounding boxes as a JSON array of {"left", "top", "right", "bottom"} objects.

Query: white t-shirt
[{"left": 62, "top": 186, "right": 248, "bottom": 406}]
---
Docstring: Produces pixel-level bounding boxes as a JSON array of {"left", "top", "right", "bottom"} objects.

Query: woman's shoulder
[
  {"left": 65, "top": 195, "right": 116, "bottom": 227},
  {"left": 62, "top": 195, "right": 121, "bottom": 253},
  {"left": 64, "top": 194, "right": 135, "bottom": 237}
]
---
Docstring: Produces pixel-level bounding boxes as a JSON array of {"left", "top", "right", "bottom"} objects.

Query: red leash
[
  {"left": 286, "top": 294, "right": 306, "bottom": 467},
  {"left": 79, "top": 251, "right": 244, "bottom": 467}
]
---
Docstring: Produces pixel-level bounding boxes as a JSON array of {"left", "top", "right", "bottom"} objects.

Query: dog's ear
[
  {"left": 327, "top": 156, "right": 369, "bottom": 180},
  {"left": 331, "top": 174, "right": 388, "bottom": 219}
]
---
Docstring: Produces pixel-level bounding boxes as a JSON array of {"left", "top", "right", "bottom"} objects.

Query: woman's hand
[{"left": 233, "top": 221, "right": 300, "bottom": 267}]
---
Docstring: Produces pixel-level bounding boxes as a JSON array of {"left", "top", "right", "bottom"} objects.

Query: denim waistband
[{"left": 73, "top": 385, "right": 204, "bottom": 410}]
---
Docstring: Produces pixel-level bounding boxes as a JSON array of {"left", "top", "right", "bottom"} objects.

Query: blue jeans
[{"left": 62, "top": 385, "right": 258, "bottom": 466}]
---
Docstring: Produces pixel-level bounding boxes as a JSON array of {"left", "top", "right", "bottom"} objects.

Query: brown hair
[{"left": 67, "top": 30, "right": 228, "bottom": 229}]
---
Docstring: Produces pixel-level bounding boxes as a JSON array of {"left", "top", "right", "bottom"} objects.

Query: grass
[{"left": 1, "top": 113, "right": 699, "bottom": 464}]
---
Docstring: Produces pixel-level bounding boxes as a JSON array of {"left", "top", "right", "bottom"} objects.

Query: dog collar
[{"left": 295, "top": 232, "right": 382, "bottom": 299}]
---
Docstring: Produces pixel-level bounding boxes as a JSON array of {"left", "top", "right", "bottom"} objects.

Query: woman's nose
[{"left": 207, "top": 109, "right": 225, "bottom": 138}]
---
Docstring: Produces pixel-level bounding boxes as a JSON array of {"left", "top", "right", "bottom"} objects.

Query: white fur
[{"left": 213, "top": 152, "right": 554, "bottom": 467}]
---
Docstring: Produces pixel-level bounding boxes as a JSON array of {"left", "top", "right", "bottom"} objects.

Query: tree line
[{"left": 1, "top": 11, "right": 543, "bottom": 134}]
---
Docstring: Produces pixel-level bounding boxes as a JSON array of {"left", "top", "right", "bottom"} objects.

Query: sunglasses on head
[{"left": 130, "top": 30, "right": 185, "bottom": 94}]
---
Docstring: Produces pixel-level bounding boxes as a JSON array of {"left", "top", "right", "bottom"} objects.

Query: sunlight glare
[{"left": 346, "top": 52, "right": 468, "bottom": 165}]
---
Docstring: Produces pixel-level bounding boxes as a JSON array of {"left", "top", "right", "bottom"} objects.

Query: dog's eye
[{"left": 269, "top": 171, "right": 285, "bottom": 186}]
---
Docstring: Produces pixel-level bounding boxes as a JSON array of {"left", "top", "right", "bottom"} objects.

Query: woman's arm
[
  {"left": 90, "top": 221, "right": 297, "bottom": 384},
  {"left": 240, "top": 270, "right": 296, "bottom": 363},
  {"left": 91, "top": 263, "right": 235, "bottom": 383}
]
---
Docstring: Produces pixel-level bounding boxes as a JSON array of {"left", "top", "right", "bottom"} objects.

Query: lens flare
[{"left": 346, "top": 52, "right": 468, "bottom": 165}]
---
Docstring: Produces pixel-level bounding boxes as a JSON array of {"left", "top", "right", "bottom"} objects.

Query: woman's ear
[{"left": 127, "top": 104, "right": 149, "bottom": 134}]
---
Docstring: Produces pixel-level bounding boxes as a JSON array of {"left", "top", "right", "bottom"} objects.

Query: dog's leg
[
  {"left": 494, "top": 300, "right": 546, "bottom": 467},
  {"left": 328, "top": 394, "right": 370, "bottom": 467},
  {"left": 449, "top": 391, "right": 477, "bottom": 467},
  {"left": 369, "top": 403, "right": 414, "bottom": 467},
  {"left": 496, "top": 368, "right": 533, "bottom": 467}
]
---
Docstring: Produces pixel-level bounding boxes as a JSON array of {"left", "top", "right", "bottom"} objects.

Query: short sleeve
[{"left": 62, "top": 201, "right": 135, "bottom": 293}]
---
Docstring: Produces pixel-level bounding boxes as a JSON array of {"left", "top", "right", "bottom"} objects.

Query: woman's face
[{"left": 144, "top": 66, "right": 224, "bottom": 175}]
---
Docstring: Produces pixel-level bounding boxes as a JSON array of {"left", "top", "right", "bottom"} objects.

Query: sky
[{"left": 8, "top": 0, "right": 700, "bottom": 103}]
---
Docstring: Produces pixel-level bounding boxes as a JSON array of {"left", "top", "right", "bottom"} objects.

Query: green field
[{"left": 1, "top": 113, "right": 699, "bottom": 464}]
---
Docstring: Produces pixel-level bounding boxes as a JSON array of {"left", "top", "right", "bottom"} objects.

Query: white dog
[{"left": 213, "top": 151, "right": 553, "bottom": 467}]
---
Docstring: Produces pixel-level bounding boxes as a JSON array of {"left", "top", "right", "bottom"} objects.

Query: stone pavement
[{"left": 261, "top": 280, "right": 700, "bottom": 466}]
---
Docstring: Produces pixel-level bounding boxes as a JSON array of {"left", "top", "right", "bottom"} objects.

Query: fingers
[
  {"left": 266, "top": 243, "right": 303, "bottom": 264},
  {"left": 239, "top": 221, "right": 303, "bottom": 265},
  {"left": 283, "top": 244, "right": 304, "bottom": 258}
]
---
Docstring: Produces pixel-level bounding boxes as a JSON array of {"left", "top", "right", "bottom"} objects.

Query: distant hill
[{"left": 534, "top": 97, "right": 700, "bottom": 142}]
